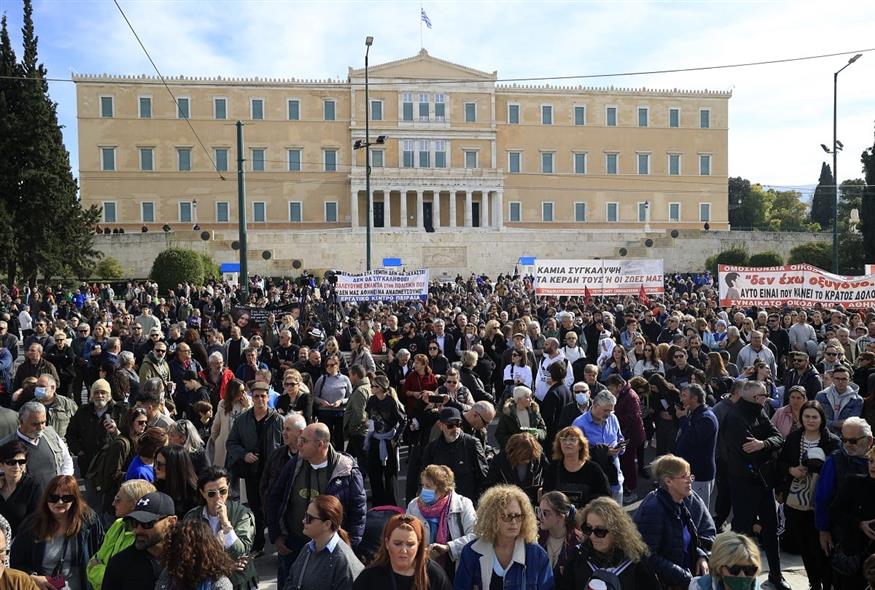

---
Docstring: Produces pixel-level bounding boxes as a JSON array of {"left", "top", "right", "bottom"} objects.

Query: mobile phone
[{"left": 428, "top": 393, "right": 445, "bottom": 404}]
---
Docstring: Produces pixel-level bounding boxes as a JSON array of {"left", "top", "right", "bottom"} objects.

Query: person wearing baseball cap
[
  {"left": 418, "top": 406, "right": 488, "bottom": 501},
  {"left": 102, "top": 491, "right": 177, "bottom": 590}
]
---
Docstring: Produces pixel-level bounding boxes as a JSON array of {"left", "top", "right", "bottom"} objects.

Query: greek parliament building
[{"left": 74, "top": 50, "right": 733, "bottom": 274}]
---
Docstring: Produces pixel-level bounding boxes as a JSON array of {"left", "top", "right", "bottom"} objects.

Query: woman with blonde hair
[
  {"left": 688, "top": 531, "right": 761, "bottom": 590},
  {"left": 562, "top": 497, "right": 657, "bottom": 589},
  {"left": 542, "top": 426, "right": 610, "bottom": 509},
  {"left": 454, "top": 485, "right": 553, "bottom": 589}
]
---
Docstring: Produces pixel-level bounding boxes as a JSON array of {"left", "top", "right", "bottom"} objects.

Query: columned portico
[
  {"left": 464, "top": 191, "right": 473, "bottom": 228},
  {"left": 416, "top": 190, "right": 424, "bottom": 230},
  {"left": 399, "top": 190, "right": 408, "bottom": 228},
  {"left": 432, "top": 189, "right": 441, "bottom": 229},
  {"left": 350, "top": 189, "right": 359, "bottom": 228},
  {"left": 481, "top": 191, "right": 490, "bottom": 228},
  {"left": 449, "top": 191, "right": 457, "bottom": 228},
  {"left": 383, "top": 190, "right": 391, "bottom": 228}
]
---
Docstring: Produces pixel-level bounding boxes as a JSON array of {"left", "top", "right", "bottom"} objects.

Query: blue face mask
[
  {"left": 420, "top": 488, "right": 437, "bottom": 505},
  {"left": 575, "top": 392, "right": 589, "bottom": 406},
  {"left": 34, "top": 387, "right": 47, "bottom": 400}
]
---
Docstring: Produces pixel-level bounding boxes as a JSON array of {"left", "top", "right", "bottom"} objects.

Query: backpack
[{"left": 87, "top": 436, "right": 131, "bottom": 492}]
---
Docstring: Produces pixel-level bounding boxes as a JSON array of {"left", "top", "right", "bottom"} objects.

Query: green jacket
[
  {"left": 87, "top": 518, "right": 134, "bottom": 590},
  {"left": 495, "top": 400, "right": 547, "bottom": 451},
  {"left": 343, "top": 378, "right": 370, "bottom": 437},
  {"left": 184, "top": 500, "right": 259, "bottom": 590},
  {"left": 45, "top": 394, "right": 78, "bottom": 439}
]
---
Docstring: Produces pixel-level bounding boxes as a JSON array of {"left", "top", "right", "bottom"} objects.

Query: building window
[
  {"left": 699, "top": 154, "right": 712, "bottom": 176},
  {"left": 139, "top": 148, "right": 154, "bottom": 172},
  {"left": 402, "top": 93, "right": 413, "bottom": 121},
  {"left": 464, "top": 102, "right": 476, "bottom": 123},
  {"left": 247, "top": 99, "right": 262, "bottom": 120},
  {"left": 323, "top": 100, "right": 336, "bottom": 121},
  {"left": 288, "top": 99, "right": 300, "bottom": 121},
  {"left": 508, "top": 151, "right": 521, "bottom": 174},
  {"left": 606, "top": 202, "right": 619, "bottom": 222},
  {"left": 464, "top": 150, "right": 478, "bottom": 169},
  {"left": 418, "top": 140, "right": 430, "bottom": 168},
  {"left": 402, "top": 140, "right": 414, "bottom": 168},
  {"left": 323, "top": 149, "right": 337, "bottom": 172},
  {"left": 371, "top": 100, "right": 382, "bottom": 121},
  {"left": 179, "top": 201, "right": 193, "bottom": 223},
  {"left": 542, "top": 202, "right": 554, "bottom": 222},
  {"left": 605, "top": 153, "right": 618, "bottom": 175},
  {"left": 251, "top": 149, "right": 265, "bottom": 172},
  {"left": 325, "top": 201, "right": 338, "bottom": 223},
  {"left": 541, "top": 152, "right": 554, "bottom": 174},
  {"left": 253, "top": 202, "right": 266, "bottom": 223},
  {"left": 700, "top": 203, "right": 711, "bottom": 222},
  {"left": 669, "top": 202, "right": 681, "bottom": 222},
  {"left": 177, "top": 97, "right": 190, "bottom": 119},
  {"left": 574, "top": 106, "right": 586, "bottom": 126},
  {"left": 215, "top": 148, "right": 229, "bottom": 172},
  {"left": 637, "top": 153, "right": 650, "bottom": 175},
  {"left": 508, "top": 103, "right": 520, "bottom": 124},
  {"left": 139, "top": 96, "right": 151, "bottom": 119},
  {"left": 700, "top": 108, "right": 711, "bottom": 129},
  {"left": 434, "top": 140, "right": 447, "bottom": 168},
  {"left": 100, "top": 96, "right": 114, "bottom": 118},
  {"left": 102, "top": 201, "right": 116, "bottom": 223},
  {"left": 669, "top": 107, "right": 680, "bottom": 128},
  {"left": 289, "top": 201, "right": 302, "bottom": 222},
  {"left": 288, "top": 149, "right": 301, "bottom": 172},
  {"left": 177, "top": 148, "right": 191, "bottom": 171},
  {"left": 370, "top": 150, "right": 384, "bottom": 167},
  {"left": 606, "top": 106, "right": 617, "bottom": 127},
  {"left": 638, "top": 107, "right": 649, "bottom": 127},
  {"left": 100, "top": 147, "right": 116, "bottom": 171},
  {"left": 216, "top": 202, "right": 230, "bottom": 223},
  {"left": 637, "top": 202, "right": 647, "bottom": 222},
  {"left": 141, "top": 202, "right": 155, "bottom": 223},
  {"left": 573, "top": 152, "right": 586, "bottom": 174},
  {"left": 509, "top": 201, "right": 522, "bottom": 222},
  {"left": 418, "top": 94, "right": 429, "bottom": 121},
  {"left": 541, "top": 105, "right": 553, "bottom": 125},
  {"left": 574, "top": 202, "right": 587, "bottom": 222},
  {"left": 214, "top": 98, "right": 227, "bottom": 120},
  {"left": 668, "top": 153, "right": 681, "bottom": 176},
  {"left": 434, "top": 93, "right": 446, "bottom": 121}
]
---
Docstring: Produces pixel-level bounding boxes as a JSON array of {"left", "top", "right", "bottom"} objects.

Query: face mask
[
  {"left": 721, "top": 576, "right": 757, "bottom": 590},
  {"left": 575, "top": 392, "right": 590, "bottom": 406},
  {"left": 34, "top": 387, "right": 47, "bottom": 400},
  {"left": 420, "top": 488, "right": 437, "bottom": 505}
]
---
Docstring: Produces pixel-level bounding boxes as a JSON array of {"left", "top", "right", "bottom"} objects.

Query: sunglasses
[
  {"left": 444, "top": 421, "right": 462, "bottom": 428},
  {"left": 581, "top": 524, "right": 610, "bottom": 538},
  {"left": 3, "top": 459, "right": 27, "bottom": 466},
  {"left": 303, "top": 512, "right": 324, "bottom": 524},
  {"left": 125, "top": 516, "right": 168, "bottom": 530},
  {"left": 284, "top": 381, "right": 300, "bottom": 386},
  {"left": 724, "top": 564, "right": 758, "bottom": 576},
  {"left": 205, "top": 488, "right": 229, "bottom": 498},
  {"left": 500, "top": 513, "right": 524, "bottom": 523},
  {"left": 842, "top": 436, "right": 864, "bottom": 445},
  {"left": 154, "top": 349, "right": 167, "bottom": 353},
  {"left": 48, "top": 494, "right": 75, "bottom": 504}
]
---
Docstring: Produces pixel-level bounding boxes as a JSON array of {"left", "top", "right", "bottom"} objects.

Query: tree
[
  {"left": 748, "top": 252, "right": 784, "bottom": 267},
  {"left": 704, "top": 247, "right": 749, "bottom": 277},
  {"left": 95, "top": 257, "right": 124, "bottom": 279},
  {"left": 810, "top": 162, "right": 836, "bottom": 229},
  {"left": 767, "top": 189, "right": 819, "bottom": 232},
  {"left": 788, "top": 242, "right": 832, "bottom": 270},
  {"left": 862, "top": 135, "right": 875, "bottom": 265},
  {"left": 149, "top": 249, "right": 206, "bottom": 293},
  {"left": 728, "top": 177, "right": 751, "bottom": 228}
]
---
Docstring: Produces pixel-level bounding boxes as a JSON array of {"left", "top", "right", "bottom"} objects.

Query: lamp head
[
  {"left": 849, "top": 53, "right": 862, "bottom": 64},
  {"left": 821, "top": 144, "right": 830, "bottom": 153},
  {"left": 836, "top": 139, "right": 844, "bottom": 149},
  {"left": 365, "top": 36, "right": 374, "bottom": 47},
  {"left": 375, "top": 135, "right": 388, "bottom": 144}
]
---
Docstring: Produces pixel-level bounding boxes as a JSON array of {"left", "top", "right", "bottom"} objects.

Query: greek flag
[{"left": 421, "top": 8, "right": 432, "bottom": 29}]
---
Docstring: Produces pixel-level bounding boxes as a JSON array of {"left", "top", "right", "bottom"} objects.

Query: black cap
[
  {"left": 439, "top": 407, "right": 462, "bottom": 424},
  {"left": 126, "top": 492, "right": 175, "bottom": 523},
  {"left": 182, "top": 369, "right": 200, "bottom": 382}
]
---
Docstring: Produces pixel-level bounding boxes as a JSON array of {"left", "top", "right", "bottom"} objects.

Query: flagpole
[{"left": 420, "top": 5, "right": 423, "bottom": 48}]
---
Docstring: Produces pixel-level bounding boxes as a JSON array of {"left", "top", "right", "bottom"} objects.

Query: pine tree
[
  {"left": 861, "top": 133, "right": 875, "bottom": 265},
  {"left": 0, "top": 17, "right": 21, "bottom": 281},
  {"left": 810, "top": 162, "right": 836, "bottom": 229}
]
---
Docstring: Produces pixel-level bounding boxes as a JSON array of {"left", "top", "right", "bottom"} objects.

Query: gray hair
[
  {"left": 208, "top": 351, "right": 224, "bottom": 365},
  {"left": 397, "top": 348, "right": 410, "bottom": 359},
  {"left": 844, "top": 416, "right": 873, "bottom": 439},
  {"left": 19, "top": 401, "right": 46, "bottom": 421},
  {"left": 727, "top": 326, "right": 740, "bottom": 338},
  {"left": 472, "top": 400, "right": 495, "bottom": 419},
  {"left": 512, "top": 385, "right": 533, "bottom": 402},
  {"left": 37, "top": 373, "right": 57, "bottom": 387},
  {"left": 284, "top": 412, "right": 307, "bottom": 431},
  {"left": 591, "top": 390, "right": 617, "bottom": 407},
  {"left": 169, "top": 419, "right": 205, "bottom": 452},
  {"left": 742, "top": 380, "right": 766, "bottom": 399},
  {"left": 462, "top": 350, "right": 478, "bottom": 367},
  {"left": 141, "top": 377, "right": 165, "bottom": 397},
  {"left": 119, "top": 350, "right": 135, "bottom": 367}
]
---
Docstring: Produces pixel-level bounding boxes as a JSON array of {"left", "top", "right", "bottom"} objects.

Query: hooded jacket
[{"left": 815, "top": 385, "right": 864, "bottom": 435}]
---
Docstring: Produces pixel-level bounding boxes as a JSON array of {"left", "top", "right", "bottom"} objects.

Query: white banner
[
  {"left": 534, "top": 259, "right": 665, "bottom": 297},
  {"left": 718, "top": 264, "right": 875, "bottom": 307},
  {"left": 335, "top": 269, "right": 429, "bottom": 302}
]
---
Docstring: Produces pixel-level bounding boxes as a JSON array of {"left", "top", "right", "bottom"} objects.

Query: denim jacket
[{"left": 453, "top": 538, "right": 554, "bottom": 590}]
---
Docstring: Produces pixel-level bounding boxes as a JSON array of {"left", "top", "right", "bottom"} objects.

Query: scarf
[
  {"left": 418, "top": 491, "right": 452, "bottom": 547},
  {"left": 365, "top": 428, "right": 397, "bottom": 467}
]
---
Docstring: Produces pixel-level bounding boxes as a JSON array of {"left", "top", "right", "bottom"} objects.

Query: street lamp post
[
  {"left": 365, "top": 36, "right": 373, "bottom": 271},
  {"left": 831, "top": 53, "right": 862, "bottom": 273}
]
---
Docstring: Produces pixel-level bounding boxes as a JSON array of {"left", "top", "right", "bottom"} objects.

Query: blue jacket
[
  {"left": 675, "top": 405, "right": 719, "bottom": 481},
  {"left": 633, "top": 488, "right": 716, "bottom": 587},
  {"left": 814, "top": 446, "right": 869, "bottom": 531},
  {"left": 815, "top": 386, "right": 863, "bottom": 435},
  {"left": 0, "top": 347, "right": 12, "bottom": 393},
  {"left": 454, "top": 538, "right": 554, "bottom": 590}
]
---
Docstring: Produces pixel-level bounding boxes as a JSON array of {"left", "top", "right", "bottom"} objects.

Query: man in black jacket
[
  {"left": 103, "top": 492, "right": 177, "bottom": 590},
  {"left": 420, "top": 407, "right": 488, "bottom": 503},
  {"left": 782, "top": 351, "right": 822, "bottom": 403},
  {"left": 722, "top": 380, "right": 790, "bottom": 590}
]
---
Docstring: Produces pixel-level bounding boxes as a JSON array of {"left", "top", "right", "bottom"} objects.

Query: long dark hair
[
  {"left": 156, "top": 444, "right": 197, "bottom": 501},
  {"left": 222, "top": 379, "right": 246, "bottom": 415}
]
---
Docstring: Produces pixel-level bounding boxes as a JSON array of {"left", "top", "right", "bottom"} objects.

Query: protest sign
[
  {"left": 334, "top": 269, "right": 429, "bottom": 302},
  {"left": 718, "top": 263, "right": 875, "bottom": 307},
  {"left": 534, "top": 259, "right": 665, "bottom": 297}
]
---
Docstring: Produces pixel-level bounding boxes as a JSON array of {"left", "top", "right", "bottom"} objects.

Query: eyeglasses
[
  {"left": 671, "top": 473, "right": 695, "bottom": 482},
  {"left": 445, "top": 380, "right": 458, "bottom": 385},
  {"left": 559, "top": 436, "right": 580, "bottom": 445},
  {"left": 536, "top": 507, "right": 556, "bottom": 519},
  {"left": 303, "top": 512, "right": 325, "bottom": 524},
  {"left": 48, "top": 494, "right": 75, "bottom": 504},
  {"left": 125, "top": 516, "right": 168, "bottom": 530},
  {"left": 205, "top": 487, "right": 229, "bottom": 498},
  {"left": 581, "top": 524, "right": 610, "bottom": 538},
  {"left": 78, "top": 329, "right": 88, "bottom": 333},
  {"left": 842, "top": 436, "right": 864, "bottom": 445},
  {"left": 3, "top": 459, "right": 27, "bottom": 466},
  {"left": 674, "top": 354, "right": 686, "bottom": 359},
  {"left": 444, "top": 421, "right": 462, "bottom": 429},
  {"left": 724, "top": 564, "right": 758, "bottom": 576},
  {"left": 284, "top": 381, "right": 300, "bottom": 386},
  {"left": 428, "top": 346, "right": 439, "bottom": 351},
  {"left": 134, "top": 419, "right": 149, "bottom": 426},
  {"left": 154, "top": 349, "right": 167, "bottom": 354},
  {"left": 500, "top": 512, "right": 524, "bottom": 523}
]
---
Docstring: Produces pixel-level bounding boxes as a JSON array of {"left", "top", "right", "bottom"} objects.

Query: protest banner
[
  {"left": 232, "top": 303, "right": 298, "bottom": 337},
  {"left": 534, "top": 259, "right": 665, "bottom": 297},
  {"left": 334, "top": 269, "right": 429, "bottom": 302},
  {"left": 718, "top": 263, "right": 875, "bottom": 307}
]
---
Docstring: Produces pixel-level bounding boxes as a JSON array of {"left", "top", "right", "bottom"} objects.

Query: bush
[
  {"left": 149, "top": 248, "right": 205, "bottom": 293},
  {"left": 199, "top": 252, "right": 220, "bottom": 281},
  {"left": 788, "top": 242, "right": 833, "bottom": 270},
  {"left": 748, "top": 251, "right": 784, "bottom": 268},
  {"left": 704, "top": 247, "right": 749, "bottom": 277},
  {"left": 94, "top": 256, "right": 124, "bottom": 279}
]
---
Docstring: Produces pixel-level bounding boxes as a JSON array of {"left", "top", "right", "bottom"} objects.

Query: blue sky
[{"left": 2, "top": 0, "right": 874, "bottom": 195}]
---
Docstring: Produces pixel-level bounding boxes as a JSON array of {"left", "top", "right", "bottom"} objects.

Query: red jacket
[
  {"left": 199, "top": 367, "right": 235, "bottom": 401},
  {"left": 615, "top": 385, "right": 646, "bottom": 448}
]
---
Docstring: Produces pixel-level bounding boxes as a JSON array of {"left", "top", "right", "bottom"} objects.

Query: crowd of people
[{"left": 0, "top": 270, "right": 873, "bottom": 589}]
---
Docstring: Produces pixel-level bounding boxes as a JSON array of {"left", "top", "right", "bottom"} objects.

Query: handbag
[
  {"left": 785, "top": 473, "right": 817, "bottom": 511},
  {"left": 46, "top": 536, "right": 70, "bottom": 590}
]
